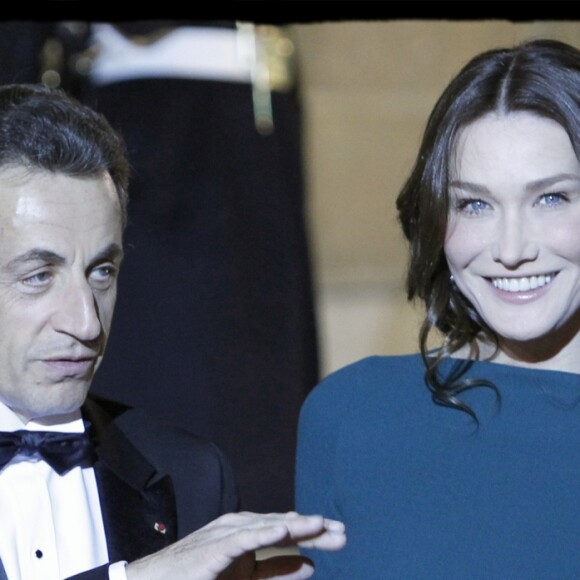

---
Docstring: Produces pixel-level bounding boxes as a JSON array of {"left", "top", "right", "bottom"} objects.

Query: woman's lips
[
  {"left": 490, "top": 272, "right": 557, "bottom": 292},
  {"left": 486, "top": 272, "right": 558, "bottom": 303}
]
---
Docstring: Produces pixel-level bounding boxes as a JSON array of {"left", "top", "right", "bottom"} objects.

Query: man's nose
[
  {"left": 52, "top": 279, "right": 102, "bottom": 343},
  {"left": 490, "top": 212, "right": 539, "bottom": 268}
]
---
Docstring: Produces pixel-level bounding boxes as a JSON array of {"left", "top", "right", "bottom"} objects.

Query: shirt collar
[{"left": 0, "top": 399, "right": 84, "bottom": 433}]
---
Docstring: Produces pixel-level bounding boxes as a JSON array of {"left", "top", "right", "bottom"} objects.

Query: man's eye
[
  {"left": 90, "top": 265, "right": 118, "bottom": 286},
  {"left": 22, "top": 271, "right": 52, "bottom": 286}
]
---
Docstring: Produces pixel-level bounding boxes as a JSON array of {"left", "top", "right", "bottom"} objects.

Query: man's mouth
[{"left": 42, "top": 358, "right": 95, "bottom": 374}]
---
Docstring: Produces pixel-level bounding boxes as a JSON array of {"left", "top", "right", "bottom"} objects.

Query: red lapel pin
[{"left": 154, "top": 522, "right": 167, "bottom": 535}]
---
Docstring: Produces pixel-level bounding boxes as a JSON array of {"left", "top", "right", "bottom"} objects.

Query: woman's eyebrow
[
  {"left": 450, "top": 174, "right": 580, "bottom": 195},
  {"left": 448, "top": 180, "right": 489, "bottom": 194},
  {"left": 525, "top": 173, "right": 580, "bottom": 193}
]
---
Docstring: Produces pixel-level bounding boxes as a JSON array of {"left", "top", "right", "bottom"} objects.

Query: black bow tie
[{"left": 0, "top": 428, "right": 95, "bottom": 475}]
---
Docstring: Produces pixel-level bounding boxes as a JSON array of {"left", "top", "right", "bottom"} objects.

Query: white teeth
[{"left": 491, "top": 274, "right": 554, "bottom": 292}]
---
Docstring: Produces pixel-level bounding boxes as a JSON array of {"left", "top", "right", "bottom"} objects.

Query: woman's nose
[{"left": 490, "top": 213, "right": 540, "bottom": 267}]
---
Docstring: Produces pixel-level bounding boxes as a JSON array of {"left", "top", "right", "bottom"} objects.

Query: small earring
[{"left": 450, "top": 274, "right": 454, "bottom": 282}]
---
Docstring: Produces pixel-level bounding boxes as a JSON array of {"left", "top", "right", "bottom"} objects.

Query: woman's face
[{"left": 444, "top": 112, "right": 580, "bottom": 353}]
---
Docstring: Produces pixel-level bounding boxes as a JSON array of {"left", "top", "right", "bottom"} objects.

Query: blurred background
[{"left": 0, "top": 18, "right": 577, "bottom": 514}]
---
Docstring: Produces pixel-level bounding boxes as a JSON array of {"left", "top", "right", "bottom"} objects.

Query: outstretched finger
[
  {"left": 275, "top": 516, "right": 346, "bottom": 551},
  {"left": 252, "top": 555, "right": 315, "bottom": 580}
]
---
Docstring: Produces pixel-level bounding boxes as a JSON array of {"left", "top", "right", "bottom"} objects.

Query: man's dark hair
[{"left": 0, "top": 83, "right": 129, "bottom": 225}]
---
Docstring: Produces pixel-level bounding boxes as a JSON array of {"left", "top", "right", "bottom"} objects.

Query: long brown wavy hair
[{"left": 396, "top": 39, "right": 580, "bottom": 418}]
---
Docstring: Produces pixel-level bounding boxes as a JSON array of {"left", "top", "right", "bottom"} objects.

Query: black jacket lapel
[{"left": 82, "top": 398, "right": 177, "bottom": 563}]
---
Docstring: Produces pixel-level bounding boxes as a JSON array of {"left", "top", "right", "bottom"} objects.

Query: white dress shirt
[{"left": 0, "top": 401, "right": 128, "bottom": 580}]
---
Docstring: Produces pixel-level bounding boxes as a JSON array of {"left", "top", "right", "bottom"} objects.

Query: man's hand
[{"left": 125, "top": 511, "right": 346, "bottom": 580}]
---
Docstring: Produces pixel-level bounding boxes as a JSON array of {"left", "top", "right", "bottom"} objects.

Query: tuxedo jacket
[{"left": 0, "top": 394, "right": 240, "bottom": 580}]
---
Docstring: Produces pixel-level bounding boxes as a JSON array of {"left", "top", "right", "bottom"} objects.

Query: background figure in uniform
[{"left": 59, "top": 20, "right": 318, "bottom": 513}]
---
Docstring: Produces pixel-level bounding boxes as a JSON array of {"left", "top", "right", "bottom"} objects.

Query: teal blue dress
[{"left": 296, "top": 354, "right": 580, "bottom": 579}]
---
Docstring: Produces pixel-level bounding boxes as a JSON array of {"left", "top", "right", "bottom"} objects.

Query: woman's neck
[{"left": 457, "top": 328, "right": 580, "bottom": 374}]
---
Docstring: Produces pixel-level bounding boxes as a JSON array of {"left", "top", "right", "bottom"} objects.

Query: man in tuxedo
[{"left": 0, "top": 84, "right": 345, "bottom": 580}]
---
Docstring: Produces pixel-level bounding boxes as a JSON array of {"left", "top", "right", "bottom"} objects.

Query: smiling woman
[
  {"left": 296, "top": 38, "right": 580, "bottom": 578},
  {"left": 445, "top": 112, "right": 580, "bottom": 365}
]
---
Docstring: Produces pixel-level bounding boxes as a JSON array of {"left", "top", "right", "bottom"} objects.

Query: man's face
[{"left": 0, "top": 166, "right": 123, "bottom": 422}]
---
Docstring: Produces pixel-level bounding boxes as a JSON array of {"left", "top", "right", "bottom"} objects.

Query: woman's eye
[
  {"left": 455, "top": 198, "right": 490, "bottom": 216},
  {"left": 537, "top": 192, "right": 568, "bottom": 207}
]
